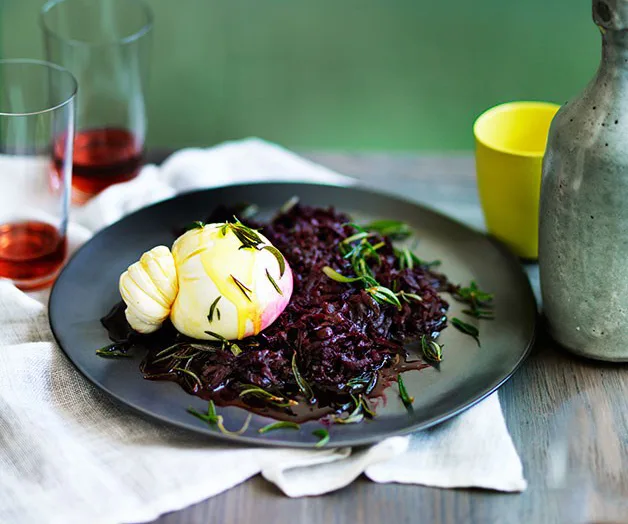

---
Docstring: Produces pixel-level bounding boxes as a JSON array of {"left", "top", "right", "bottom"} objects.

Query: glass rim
[
  {"left": 40, "top": 0, "right": 153, "bottom": 47},
  {"left": 0, "top": 59, "right": 78, "bottom": 117}
]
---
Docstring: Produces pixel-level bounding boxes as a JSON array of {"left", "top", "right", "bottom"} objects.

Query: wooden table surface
[{"left": 149, "top": 152, "right": 628, "bottom": 524}]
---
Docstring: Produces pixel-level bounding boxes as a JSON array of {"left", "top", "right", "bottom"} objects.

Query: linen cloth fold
[{"left": 0, "top": 138, "right": 526, "bottom": 524}]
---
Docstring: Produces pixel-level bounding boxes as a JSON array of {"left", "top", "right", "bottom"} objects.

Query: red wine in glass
[
  {"left": 0, "top": 221, "right": 67, "bottom": 290},
  {"left": 54, "top": 127, "right": 143, "bottom": 204}
]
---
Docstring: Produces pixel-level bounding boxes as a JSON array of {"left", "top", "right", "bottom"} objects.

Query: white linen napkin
[{"left": 0, "top": 138, "right": 526, "bottom": 524}]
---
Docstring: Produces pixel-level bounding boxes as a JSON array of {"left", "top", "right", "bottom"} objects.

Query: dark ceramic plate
[{"left": 49, "top": 182, "right": 536, "bottom": 448}]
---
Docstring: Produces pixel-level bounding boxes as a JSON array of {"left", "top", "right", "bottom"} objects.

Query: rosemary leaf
[
  {"left": 95, "top": 343, "right": 132, "bottom": 358},
  {"left": 279, "top": 195, "right": 300, "bottom": 214},
  {"left": 334, "top": 410, "right": 364, "bottom": 424},
  {"left": 237, "top": 203, "right": 259, "bottom": 219},
  {"left": 462, "top": 308, "right": 495, "bottom": 320},
  {"left": 343, "top": 222, "right": 367, "bottom": 234},
  {"left": 183, "top": 221, "right": 205, "bottom": 232},
  {"left": 398, "top": 291, "right": 424, "bottom": 303},
  {"left": 173, "top": 367, "right": 202, "bottom": 387},
  {"left": 322, "top": 266, "right": 362, "bottom": 283},
  {"left": 359, "top": 395, "right": 376, "bottom": 418},
  {"left": 154, "top": 342, "right": 185, "bottom": 358},
  {"left": 367, "top": 286, "right": 403, "bottom": 309},
  {"left": 262, "top": 245, "right": 286, "bottom": 277},
  {"left": 312, "top": 429, "right": 330, "bottom": 447},
  {"left": 397, "top": 374, "right": 414, "bottom": 408},
  {"left": 208, "top": 296, "right": 222, "bottom": 323},
  {"left": 258, "top": 421, "right": 301, "bottom": 434},
  {"left": 208, "top": 399, "right": 218, "bottom": 420},
  {"left": 216, "top": 413, "right": 253, "bottom": 435},
  {"left": 363, "top": 219, "right": 411, "bottom": 240},
  {"left": 451, "top": 317, "right": 481, "bottom": 346},
  {"left": 239, "top": 386, "right": 286, "bottom": 403},
  {"left": 187, "top": 406, "right": 218, "bottom": 425},
  {"left": 292, "top": 352, "right": 315, "bottom": 401},
  {"left": 420, "top": 335, "right": 443, "bottom": 363},
  {"left": 266, "top": 269, "right": 283, "bottom": 295},
  {"left": 342, "top": 231, "right": 373, "bottom": 244},
  {"left": 231, "top": 275, "right": 253, "bottom": 301},
  {"left": 204, "top": 330, "right": 230, "bottom": 344}
]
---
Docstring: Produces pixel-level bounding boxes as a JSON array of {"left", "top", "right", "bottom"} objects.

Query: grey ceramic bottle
[{"left": 539, "top": 0, "right": 628, "bottom": 360}]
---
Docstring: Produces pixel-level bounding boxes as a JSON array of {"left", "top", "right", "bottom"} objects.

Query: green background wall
[{"left": 1, "top": 0, "right": 600, "bottom": 151}]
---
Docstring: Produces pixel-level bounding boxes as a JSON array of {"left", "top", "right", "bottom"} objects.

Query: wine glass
[{"left": 41, "top": 0, "right": 153, "bottom": 204}]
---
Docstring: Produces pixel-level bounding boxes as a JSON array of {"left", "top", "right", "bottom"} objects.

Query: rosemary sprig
[
  {"left": 96, "top": 342, "right": 132, "bottom": 358},
  {"left": 397, "top": 374, "right": 414, "bottom": 409},
  {"left": 454, "top": 281, "right": 494, "bottom": 320},
  {"left": 205, "top": 330, "right": 243, "bottom": 356},
  {"left": 451, "top": 317, "right": 480, "bottom": 346},
  {"left": 208, "top": 296, "right": 222, "bottom": 323},
  {"left": 230, "top": 274, "right": 253, "bottom": 301},
  {"left": 258, "top": 421, "right": 301, "bottom": 434},
  {"left": 188, "top": 400, "right": 252, "bottom": 435},
  {"left": 363, "top": 219, "right": 411, "bottom": 240},
  {"left": 420, "top": 335, "right": 443, "bottom": 363},
  {"left": 239, "top": 385, "right": 297, "bottom": 407},
  {"left": 266, "top": 269, "right": 283, "bottom": 295},
  {"left": 366, "top": 286, "right": 402, "bottom": 310},
  {"left": 312, "top": 429, "right": 330, "bottom": 447},
  {"left": 291, "top": 352, "right": 315, "bottom": 401}
]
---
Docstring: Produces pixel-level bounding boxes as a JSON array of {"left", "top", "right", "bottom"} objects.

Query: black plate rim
[{"left": 49, "top": 180, "right": 536, "bottom": 448}]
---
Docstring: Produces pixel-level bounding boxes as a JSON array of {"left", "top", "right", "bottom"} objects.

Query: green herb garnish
[
  {"left": 420, "top": 335, "right": 443, "bottom": 363},
  {"left": 313, "top": 429, "right": 330, "bottom": 447},
  {"left": 258, "top": 421, "right": 301, "bottom": 434},
  {"left": 96, "top": 342, "right": 132, "bottom": 358},
  {"left": 333, "top": 400, "right": 364, "bottom": 424},
  {"left": 208, "top": 296, "right": 222, "bottom": 323},
  {"left": 451, "top": 317, "right": 480, "bottom": 346},
  {"left": 239, "top": 386, "right": 297, "bottom": 407},
  {"left": 188, "top": 400, "right": 252, "bottom": 435},
  {"left": 366, "top": 286, "right": 402, "bottom": 310},
  {"left": 454, "top": 281, "right": 494, "bottom": 320},
  {"left": 173, "top": 367, "right": 202, "bottom": 388},
  {"left": 266, "top": 269, "right": 283, "bottom": 295},
  {"left": 359, "top": 395, "right": 376, "bottom": 418},
  {"left": 397, "top": 374, "right": 414, "bottom": 409},
  {"left": 262, "top": 245, "right": 286, "bottom": 277},
  {"left": 279, "top": 196, "right": 300, "bottom": 214},
  {"left": 205, "top": 330, "right": 242, "bottom": 356},
  {"left": 363, "top": 219, "right": 411, "bottom": 240},
  {"left": 322, "top": 266, "right": 362, "bottom": 283},
  {"left": 183, "top": 221, "right": 205, "bottom": 232},
  {"left": 230, "top": 275, "right": 252, "bottom": 301},
  {"left": 291, "top": 352, "right": 315, "bottom": 401}
]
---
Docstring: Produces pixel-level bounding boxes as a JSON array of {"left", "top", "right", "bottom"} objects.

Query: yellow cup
[{"left": 474, "top": 101, "right": 560, "bottom": 259}]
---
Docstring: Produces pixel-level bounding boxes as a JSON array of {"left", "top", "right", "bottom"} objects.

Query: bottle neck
[{"left": 601, "top": 30, "right": 628, "bottom": 71}]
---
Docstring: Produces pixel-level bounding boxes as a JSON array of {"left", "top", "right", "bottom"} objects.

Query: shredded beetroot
[{"left": 104, "top": 204, "right": 450, "bottom": 420}]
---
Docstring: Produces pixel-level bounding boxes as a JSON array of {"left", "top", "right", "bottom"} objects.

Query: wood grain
[{"left": 145, "top": 151, "right": 628, "bottom": 524}]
